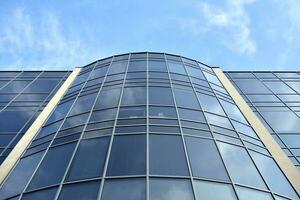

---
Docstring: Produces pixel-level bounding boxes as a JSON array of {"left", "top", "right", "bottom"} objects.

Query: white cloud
[
  {"left": 199, "top": 0, "right": 256, "bottom": 55},
  {"left": 0, "top": 7, "right": 101, "bottom": 70}
]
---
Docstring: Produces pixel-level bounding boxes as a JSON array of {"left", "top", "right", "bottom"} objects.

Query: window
[
  {"left": 0, "top": 111, "right": 33, "bottom": 132},
  {"left": 149, "top": 87, "right": 174, "bottom": 105},
  {"left": 236, "top": 186, "right": 273, "bottom": 200},
  {"left": 22, "top": 187, "right": 58, "bottom": 200},
  {"left": 0, "top": 152, "right": 44, "bottom": 199},
  {"left": 27, "top": 143, "right": 76, "bottom": 190},
  {"left": 89, "top": 66, "right": 108, "bottom": 79},
  {"left": 118, "top": 106, "right": 146, "bottom": 118},
  {"left": 67, "top": 137, "right": 109, "bottom": 181},
  {"left": 127, "top": 60, "right": 147, "bottom": 72},
  {"left": 58, "top": 181, "right": 100, "bottom": 200},
  {"left": 219, "top": 99, "right": 247, "bottom": 123},
  {"left": 264, "top": 81, "right": 295, "bottom": 94},
  {"left": 168, "top": 60, "right": 187, "bottom": 75},
  {"left": 108, "top": 61, "right": 127, "bottom": 75},
  {"left": 203, "top": 71, "right": 222, "bottom": 86},
  {"left": 197, "top": 93, "right": 225, "bottom": 115},
  {"left": 61, "top": 113, "right": 89, "bottom": 129},
  {"left": 250, "top": 151, "right": 299, "bottom": 199},
  {"left": 260, "top": 111, "right": 300, "bottom": 133},
  {"left": 149, "top": 178, "right": 194, "bottom": 200},
  {"left": 149, "top": 106, "right": 177, "bottom": 118},
  {"left": 148, "top": 60, "right": 168, "bottom": 72},
  {"left": 174, "top": 88, "right": 200, "bottom": 109},
  {"left": 178, "top": 108, "right": 205, "bottom": 122},
  {"left": 185, "top": 65, "right": 205, "bottom": 79},
  {"left": 232, "top": 121, "right": 258, "bottom": 138},
  {"left": 233, "top": 79, "right": 271, "bottom": 94},
  {"left": 101, "top": 178, "right": 145, "bottom": 200},
  {"left": 94, "top": 88, "right": 121, "bottom": 109},
  {"left": 107, "top": 135, "right": 146, "bottom": 176},
  {"left": 23, "top": 79, "right": 59, "bottom": 93},
  {"left": 46, "top": 100, "right": 75, "bottom": 124},
  {"left": 194, "top": 180, "right": 237, "bottom": 200},
  {"left": 205, "top": 113, "right": 233, "bottom": 129},
  {"left": 217, "top": 142, "right": 266, "bottom": 189},
  {"left": 185, "top": 137, "right": 229, "bottom": 180},
  {"left": 150, "top": 135, "right": 189, "bottom": 176},
  {"left": 69, "top": 93, "right": 97, "bottom": 116},
  {"left": 0, "top": 80, "right": 31, "bottom": 93},
  {"left": 121, "top": 87, "right": 147, "bottom": 105},
  {"left": 90, "top": 109, "right": 116, "bottom": 122}
]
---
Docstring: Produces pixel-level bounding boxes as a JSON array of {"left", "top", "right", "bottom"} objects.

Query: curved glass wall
[
  {"left": 226, "top": 72, "right": 300, "bottom": 171},
  {"left": 0, "top": 53, "right": 298, "bottom": 200},
  {"left": 0, "top": 71, "right": 70, "bottom": 164}
]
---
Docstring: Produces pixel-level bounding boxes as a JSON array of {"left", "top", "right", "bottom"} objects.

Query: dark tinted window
[
  {"left": 121, "top": 87, "right": 146, "bottom": 105},
  {"left": 148, "top": 60, "right": 167, "bottom": 72},
  {"left": 185, "top": 137, "right": 229, "bottom": 180},
  {"left": 94, "top": 88, "right": 121, "bottom": 109},
  {"left": 101, "top": 178, "right": 146, "bottom": 200},
  {"left": 27, "top": 143, "right": 76, "bottom": 190},
  {"left": 67, "top": 137, "right": 109, "bottom": 181},
  {"left": 149, "top": 87, "right": 174, "bottom": 105},
  {"left": 22, "top": 187, "right": 58, "bottom": 200},
  {"left": 174, "top": 89, "right": 200, "bottom": 109},
  {"left": 149, "top": 106, "right": 177, "bottom": 118},
  {"left": 128, "top": 60, "right": 147, "bottom": 72},
  {"left": 149, "top": 178, "right": 194, "bottom": 200},
  {"left": 0, "top": 152, "right": 44, "bottom": 199},
  {"left": 69, "top": 93, "right": 97, "bottom": 116},
  {"left": 58, "top": 181, "right": 100, "bottom": 200},
  {"left": 150, "top": 135, "right": 189, "bottom": 176},
  {"left": 107, "top": 135, "right": 146, "bottom": 176}
]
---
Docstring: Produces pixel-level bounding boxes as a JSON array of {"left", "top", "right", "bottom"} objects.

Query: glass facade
[
  {"left": 0, "top": 54, "right": 299, "bottom": 200},
  {"left": 226, "top": 72, "right": 300, "bottom": 171},
  {"left": 0, "top": 71, "right": 70, "bottom": 164}
]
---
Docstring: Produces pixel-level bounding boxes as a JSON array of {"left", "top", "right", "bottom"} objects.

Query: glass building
[{"left": 0, "top": 53, "right": 299, "bottom": 200}]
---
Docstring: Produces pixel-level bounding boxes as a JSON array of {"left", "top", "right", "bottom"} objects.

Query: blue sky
[{"left": 0, "top": 0, "right": 299, "bottom": 70}]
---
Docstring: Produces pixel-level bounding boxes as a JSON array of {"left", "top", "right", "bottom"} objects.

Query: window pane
[
  {"left": 107, "top": 135, "right": 146, "bottom": 176},
  {"left": 94, "top": 88, "right": 121, "bottom": 109},
  {"left": 128, "top": 60, "right": 147, "bottom": 72},
  {"left": 0, "top": 152, "right": 44, "bottom": 199},
  {"left": 203, "top": 71, "right": 222, "bottom": 86},
  {"left": 194, "top": 180, "right": 237, "bottom": 200},
  {"left": 250, "top": 151, "right": 299, "bottom": 199},
  {"left": 27, "top": 143, "right": 76, "bottom": 190},
  {"left": 168, "top": 60, "right": 187, "bottom": 75},
  {"left": 219, "top": 99, "right": 247, "bottom": 123},
  {"left": 185, "top": 65, "right": 205, "bottom": 79},
  {"left": 264, "top": 81, "right": 295, "bottom": 94},
  {"left": 69, "top": 93, "right": 97, "bottom": 116},
  {"left": 108, "top": 61, "right": 127, "bottom": 75},
  {"left": 205, "top": 113, "right": 233, "bottom": 129},
  {"left": 23, "top": 79, "right": 59, "bottom": 93},
  {"left": 197, "top": 93, "right": 225, "bottom": 115},
  {"left": 90, "top": 108, "right": 117, "bottom": 122},
  {"left": 149, "top": 106, "right": 177, "bottom": 118},
  {"left": 101, "top": 178, "right": 145, "bottom": 200},
  {"left": 233, "top": 79, "right": 271, "bottom": 94},
  {"left": 150, "top": 135, "right": 189, "bottom": 176},
  {"left": 118, "top": 106, "right": 146, "bottom": 118},
  {"left": 121, "top": 87, "right": 146, "bottom": 105},
  {"left": 89, "top": 66, "right": 108, "bottom": 79},
  {"left": 0, "top": 111, "right": 33, "bottom": 132},
  {"left": 178, "top": 108, "right": 205, "bottom": 122},
  {"left": 185, "top": 137, "right": 229, "bottom": 180},
  {"left": 149, "top": 178, "right": 194, "bottom": 200},
  {"left": 236, "top": 186, "right": 273, "bottom": 200},
  {"left": 148, "top": 60, "right": 167, "bottom": 72},
  {"left": 22, "top": 187, "right": 58, "bottom": 200},
  {"left": 217, "top": 142, "right": 266, "bottom": 189},
  {"left": 174, "top": 89, "right": 200, "bottom": 109},
  {"left": 58, "top": 181, "right": 100, "bottom": 200},
  {"left": 149, "top": 87, "right": 174, "bottom": 105},
  {"left": 67, "top": 137, "right": 110, "bottom": 181},
  {"left": 0, "top": 80, "right": 31, "bottom": 93}
]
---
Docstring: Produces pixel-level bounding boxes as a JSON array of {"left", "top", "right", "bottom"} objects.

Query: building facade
[{"left": 0, "top": 52, "right": 299, "bottom": 200}]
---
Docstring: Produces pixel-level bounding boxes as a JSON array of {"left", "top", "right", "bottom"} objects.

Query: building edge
[
  {"left": 213, "top": 67, "right": 300, "bottom": 195},
  {"left": 0, "top": 67, "right": 81, "bottom": 184}
]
